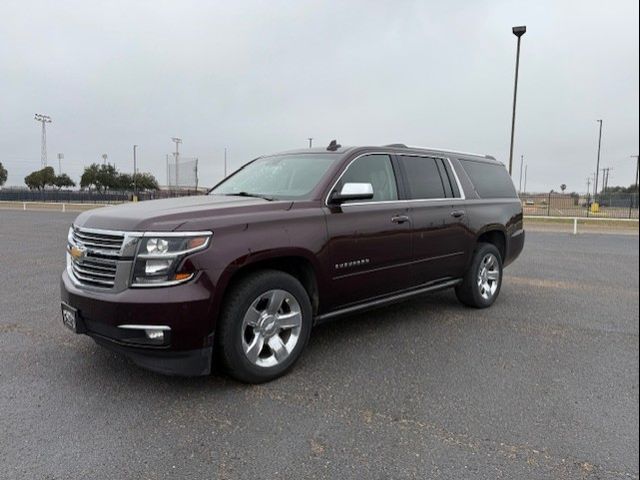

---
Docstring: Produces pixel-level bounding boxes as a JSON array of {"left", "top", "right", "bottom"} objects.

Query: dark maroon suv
[{"left": 61, "top": 143, "right": 524, "bottom": 382}]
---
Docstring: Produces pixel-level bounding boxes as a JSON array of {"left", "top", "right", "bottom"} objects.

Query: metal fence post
[{"left": 547, "top": 192, "right": 552, "bottom": 216}]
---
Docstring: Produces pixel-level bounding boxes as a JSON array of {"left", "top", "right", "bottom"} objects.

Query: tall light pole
[
  {"left": 631, "top": 155, "right": 639, "bottom": 218},
  {"left": 102, "top": 153, "right": 108, "bottom": 165},
  {"left": 34, "top": 114, "right": 52, "bottom": 168},
  {"left": 508, "top": 26, "right": 526, "bottom": 175},
  {"left": 172, "top": 137, "right": 182, "bottom": 188},
  {"left": 224, "top": 147, "right": 228, "bottom": 177},
  {"left": 523, "top": 164, "right": 528, "bottom": 194},
  {"left": 594, "top": 119, "right": 603, "bottom": 199},
  {"left": 133, "top": 145, "right": 138, "bottom": 195},
  {"left": 518, "top": 154, "right": 524, "bottom": 193},
  {"left": 57, "top": 153, "right": 64, "bottom": 175},
  {"left": 308, "top": 138, "right": 313, "bottom": 148}
]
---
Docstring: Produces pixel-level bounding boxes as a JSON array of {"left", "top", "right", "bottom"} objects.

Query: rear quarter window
[{"left": 459, "top": 159, "right": 517, "bottom": 199}]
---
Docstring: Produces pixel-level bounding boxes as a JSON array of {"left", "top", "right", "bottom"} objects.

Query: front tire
[
  {"left": 455, "top": 243, "right": 503, "bottom": 308},
  {"left": 216, "top": 270, "right": 312, "bottom": 383}
]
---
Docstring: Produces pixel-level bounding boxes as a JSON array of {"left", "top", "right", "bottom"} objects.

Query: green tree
[
  {"left": 133, "top": 172, "right": 159, "bottom": 191},
  {"left": 24, "top": 166, "right": 56, "bottom": 190},
  {"left": 53, "top": 173, "right": 76, "bottom": 190},
  {"left": 95, "top": 164, "right": 119, "bottom": 191},
  {"left": 0, "top": 162, "right": 7, "bottom": 186},
  {"left": 81, "top": 163, "right": 120, "bottom": 192},
  {"left": 80, "top": 164, "right": 100, "bottom": 191},
  {"left": 115, "top": 173, "right": 133, "bottom": 191}
]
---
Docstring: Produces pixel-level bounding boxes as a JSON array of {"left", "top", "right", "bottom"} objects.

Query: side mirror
[{"left": 329, "top": 182, "right": 374, "bottom": 204}]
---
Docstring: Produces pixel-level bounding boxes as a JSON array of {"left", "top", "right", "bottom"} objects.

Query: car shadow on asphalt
[{"left": 77, "top": 289, "right": 470, "bottom": 393}]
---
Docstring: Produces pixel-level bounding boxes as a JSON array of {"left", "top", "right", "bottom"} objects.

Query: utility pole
[
  {"left": 586, "top": 177, "right": 591, "bottom": 198},
  {"left": 171, "top": 137, "right": 182, "bottom": 188},
  {"left": 195, "top": 158, "right": 199, "bottom": 191},
  {"left": 133, "top": 145, "right": 138, "bottom": 195},
  {"left": 34, "top": 114, "right": 52, "bottom": 168},
  {"left": 594, "top": 119, "right": 603, "bottom": 200},
  {"left": 224, "top": 147, "right": 228, "bottom": 177},
  {"left": 508, "top": 26, "right": 526, "bottom": 175},
  {"left": 630, "top": 155, "right": 639, "bottom": 218},
  {"left": 518, "top": 155, "right": 524, "bottom": 193},
  {"left": 600, "top": 167, "right": 612, "bottom": 195},
  {"left": 57, "top": 153, "right": 64, "bottom": 175},
  {"left": 523, "top": 164, "right": 528, "bottom": 194},
  {"left": 308, "top": 138, "right": 313, "bottom": 148},
  {"left": 604, "top": 167, "right": 613, "bottom": 193},
  {"left": 166, "top": 154, "right": 170, "bottom": 187}
]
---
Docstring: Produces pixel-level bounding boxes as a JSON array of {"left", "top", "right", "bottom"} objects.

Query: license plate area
[{"left": 61, "top": 303, "right": 81, "bottom": 333}]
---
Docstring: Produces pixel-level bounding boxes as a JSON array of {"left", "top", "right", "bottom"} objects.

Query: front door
[{"left": 324, "top": 154, "right": 413, "bottom": 308}]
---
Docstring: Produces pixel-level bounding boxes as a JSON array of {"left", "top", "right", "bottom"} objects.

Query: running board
[{"left": 314, "top": 278, "right": 462, "bottom": 324}]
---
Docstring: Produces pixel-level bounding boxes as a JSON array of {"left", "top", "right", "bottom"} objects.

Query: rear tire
[
  {"left": 455, "top": 243, "right": 503, "bottom": 308},
  {"left": 216, "top": 270, "right": 312, "bottom": 383}
]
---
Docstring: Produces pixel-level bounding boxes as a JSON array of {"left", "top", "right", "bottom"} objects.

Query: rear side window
[
  {"left": 460, "top": 160, "right": 517, "bottom": 199},
  {"left": 399, "top": 156, "right": 446, "bottom": 199}
]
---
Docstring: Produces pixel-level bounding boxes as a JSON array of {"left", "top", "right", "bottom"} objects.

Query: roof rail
[
  {"left": 383, "top": 143, "right": 408, "bottom": 148},
  {"left": 406, "top": 146, "right": 494, "bottom": 159}
]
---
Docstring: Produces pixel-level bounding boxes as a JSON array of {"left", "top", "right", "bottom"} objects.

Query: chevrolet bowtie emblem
[{"left": 70, "top": 244, "right": 86, "bottom": 260}]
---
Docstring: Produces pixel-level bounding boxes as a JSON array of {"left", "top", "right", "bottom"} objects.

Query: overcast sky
[{"left": 1, "top": 0, "right": 638, "bottom": 192}]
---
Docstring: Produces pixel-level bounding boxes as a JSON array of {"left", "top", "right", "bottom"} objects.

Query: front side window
[
  {"left": 399, "top": 156, "right": 446, "bottom": 199},
  {"left": 335, "top": 155, "right": 398, "bottom": 202},
  {"left": 211, "top": 154, "right": 339, "bottom": 200}
]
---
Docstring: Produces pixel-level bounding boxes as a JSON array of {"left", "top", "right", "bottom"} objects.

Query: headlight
[{"left": 131, "top": 233, "right": 212, "bottom": 287}]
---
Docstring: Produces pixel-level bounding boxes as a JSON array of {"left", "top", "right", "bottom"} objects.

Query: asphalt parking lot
[{"left": 0, "top": 210, "right": 638, "bottom": 479}]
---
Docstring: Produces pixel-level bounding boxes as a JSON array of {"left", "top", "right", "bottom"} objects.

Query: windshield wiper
[{"left": 224, "top": 192, "right": 274, "bottom": 201}]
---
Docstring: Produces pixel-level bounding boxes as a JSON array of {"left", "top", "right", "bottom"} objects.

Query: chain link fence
[
  {"left": 167, "top": 157, "right": 198, "bottom": 189},
  {"left": 520, "top": 192, "right": 639, "bottom": 219}
]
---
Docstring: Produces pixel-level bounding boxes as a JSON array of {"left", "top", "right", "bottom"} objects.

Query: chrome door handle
[
  {"left": 391, "top": 215, "right": 410, "bottom": 224},
  {"left": 450, "top": 210, "right": 465, "bottom": 218}
]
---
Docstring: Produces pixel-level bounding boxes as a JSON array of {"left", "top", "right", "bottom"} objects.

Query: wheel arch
[
  {"left": 475, "top": 226, "right": 507, "bottom": 261},
  {"left": 216, "top": 249, "right": 323, "bottom": 320}
]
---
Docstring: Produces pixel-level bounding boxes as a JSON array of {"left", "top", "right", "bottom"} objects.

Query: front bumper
[{"left": 60, "top": 270, "right": 215, "bottom": 376}]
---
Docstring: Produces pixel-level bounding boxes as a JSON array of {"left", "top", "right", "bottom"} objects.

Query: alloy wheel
[
  {"left": 241, "top": 289, "right": 303, "bottom": 368},
  {"left": 477, "top": 253, "right": 500, "bottom": 301}
]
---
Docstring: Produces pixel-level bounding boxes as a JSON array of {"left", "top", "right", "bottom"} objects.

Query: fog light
[{"left": 145, "top": 329, "right": 165, "bottom": 341}]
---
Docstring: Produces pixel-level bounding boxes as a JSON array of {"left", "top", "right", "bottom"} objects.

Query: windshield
[{"left": 210, "top": 154, "right": 339, "bottom": 200}]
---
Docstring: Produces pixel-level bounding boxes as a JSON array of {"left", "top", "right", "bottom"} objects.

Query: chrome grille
[
  {"left": 72, "top": 228, "right": 124, "bottom": 257},
  {"left": 69, "top": 227, "right": 125, "bottom": 289},
  {"left": 70, "top": 257, "right": 117, "bottom": 287}
]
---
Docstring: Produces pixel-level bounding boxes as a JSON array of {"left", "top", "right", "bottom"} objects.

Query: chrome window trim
[{"left": 324, "top": 152, "right": 466, "bottom": 207}]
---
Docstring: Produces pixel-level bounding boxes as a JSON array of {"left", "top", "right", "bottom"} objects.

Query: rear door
[
  {"left": 324, "top": 154, "right": 413, "bottom": 308},
  {"left": 397, "top": 155, "right": 473, "bottom": 285}
]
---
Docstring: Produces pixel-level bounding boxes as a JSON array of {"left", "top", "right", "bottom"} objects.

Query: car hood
[{"left": 73, "top": 195, "right": 294, "bottom": 232}]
